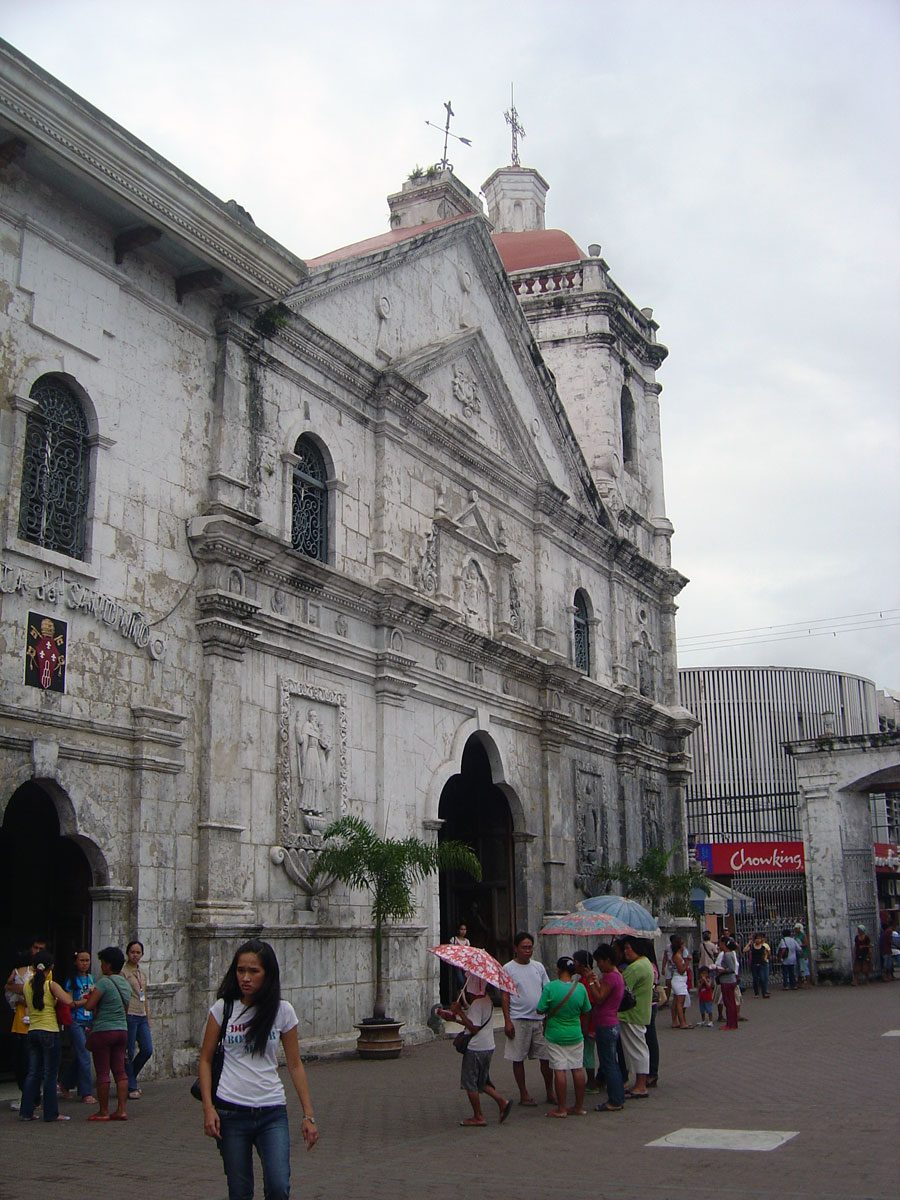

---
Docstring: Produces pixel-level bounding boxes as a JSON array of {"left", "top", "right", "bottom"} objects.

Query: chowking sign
[{"left": 695, "top": 841, "right": 805, "bottom": 875}]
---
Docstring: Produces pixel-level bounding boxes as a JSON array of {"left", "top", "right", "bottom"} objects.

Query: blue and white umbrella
[{"left": 577, "top": 894, "right": 659, "bottom": 934}]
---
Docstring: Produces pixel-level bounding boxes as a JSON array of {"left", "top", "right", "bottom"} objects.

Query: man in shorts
[{"left": 501, "top": 931, "right": 554, "bottom": 1106}]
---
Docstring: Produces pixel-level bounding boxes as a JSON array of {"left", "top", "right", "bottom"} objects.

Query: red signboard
[
  {"left": 874, "top": 843, "right": 899, "bottom": 873},
  {"left": 695, "top": 841, "right": 805, "bottom": 875}
]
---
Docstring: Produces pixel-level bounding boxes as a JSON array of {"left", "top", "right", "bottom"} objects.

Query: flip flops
[
  {"left": 624, "top": 1090, "right": 649, "bottom": 1099},
  {"left": 499, "top": 1100, "right": 513, "bottom": 1124},
  {"left": 596, "top": 1102, "right": 624, "bottom": 1112}
]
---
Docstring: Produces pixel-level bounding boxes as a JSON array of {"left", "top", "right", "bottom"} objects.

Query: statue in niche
[
  {"left": 295, "top": 709, "right": 332, "bottom": 833},
  {"left": 461, "top": 561, "right": 490, "bottom": 635}
]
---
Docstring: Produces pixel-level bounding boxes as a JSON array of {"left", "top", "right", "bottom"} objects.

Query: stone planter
[
  {"left": 354, "top": 1019, "right": 405, "bottom": 1059},
  {"left": 815, "top": 956, "right": 839, "bottom": 984}
]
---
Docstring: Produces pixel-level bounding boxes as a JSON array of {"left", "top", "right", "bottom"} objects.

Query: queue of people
[{"left": 4, "top": 936, "right": 154, "bottom": 1121}]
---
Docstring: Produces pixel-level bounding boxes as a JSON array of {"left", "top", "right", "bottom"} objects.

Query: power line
[
  {"left": 677, "top": 618, "right": 900, "bottom": 655},
  {"left": 677, "top": 607, "right": 900, "bottom": 645}
]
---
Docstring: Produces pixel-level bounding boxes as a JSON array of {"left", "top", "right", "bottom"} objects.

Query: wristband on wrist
[{"left": 302, "top": 1115, "right": 316, "bottom": 1122}]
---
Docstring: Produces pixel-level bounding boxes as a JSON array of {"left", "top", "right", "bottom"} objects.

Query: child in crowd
[
  {"left": 697, "top": 966, "right": 714, "bottom": 1027},
  {"left": 60, "top": 949, "right": 97, "bottom": 1104},
  {"left": 437, "top": 973, "right": 512, "bottom": 1127}
]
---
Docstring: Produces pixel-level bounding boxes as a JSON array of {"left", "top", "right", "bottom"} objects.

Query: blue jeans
[
  {"left": 781, "top": 963, "right": 797, "bottom": 990},
  {"left": 21, "top": 1030, "right": 61, "bottom": 1121},
  {"left": 217, "top": 1104, "right": 291, "bottom": 1200},
  {"left": 64, "top": 1022, "right": 94, "bottom": 1096},
  {"left": 595, "top": 1024, "right": 625, "bottom": 1107},
  {"left": 126, "top": 1014, "right": 153, "bottom": 1089},
  {"left": 751, "top": 963, "right": 770, "bottom": 996}
]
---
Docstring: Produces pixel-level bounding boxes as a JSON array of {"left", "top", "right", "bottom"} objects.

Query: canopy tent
[{"left": 691, "top": 878, "right": 756, "bottom": 916}]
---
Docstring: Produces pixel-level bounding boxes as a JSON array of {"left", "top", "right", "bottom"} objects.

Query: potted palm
[{"left": 310, "top": 815, "right": 481, "bottom": 1058}]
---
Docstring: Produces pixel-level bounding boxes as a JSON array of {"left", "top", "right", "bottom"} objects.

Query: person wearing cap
[{"left": 437, "top": 973, "right": 512, "bottom": 1127}]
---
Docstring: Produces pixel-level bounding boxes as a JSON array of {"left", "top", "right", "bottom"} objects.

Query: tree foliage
[
  {"left": 602, "top": 845, "right": 710, "bottom": 918},
  {"left": 310, "top": 816, "right": 481, "bottom": 1019}
]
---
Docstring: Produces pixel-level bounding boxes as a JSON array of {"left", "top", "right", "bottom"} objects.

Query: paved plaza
[{"left": 3, "top": 982, "right": 897, "bottom": 1200}]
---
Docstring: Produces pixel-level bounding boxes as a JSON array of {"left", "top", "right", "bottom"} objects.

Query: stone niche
[{"left": 269, "top": 678, "right": 349, "bottom": 913}]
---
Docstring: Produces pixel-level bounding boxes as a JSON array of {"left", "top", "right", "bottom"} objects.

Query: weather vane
[
  {"left": 425, "top": 101, "right": 472, "bottom": 172},
  {"left": 505, "top": 84, "right": 525, "bottom": 166}
]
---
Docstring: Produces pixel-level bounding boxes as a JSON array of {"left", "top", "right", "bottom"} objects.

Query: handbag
[
  {"left": 452, "top": 1008, "right": 492, "bottom": 1054},
  {"left": 191, "top": 999, "right": 234, "bottom": 1101},
  {"left": 541, "top": 980, "right": 579, "bottom": 1033},
  {"left": 56, "top": 999, "right": 73, "bottom": 1027},
  {"left": 618, "top": 986, "right": 637, "bottom": 1012}
]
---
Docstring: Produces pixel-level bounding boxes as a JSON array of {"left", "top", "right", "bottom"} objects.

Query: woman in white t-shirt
[{"left": 199, "top": 939, "right": 318, "bottom": 1199}]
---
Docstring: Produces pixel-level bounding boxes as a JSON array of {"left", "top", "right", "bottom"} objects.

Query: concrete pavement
[{"left": 2, "top": 981, "right": 898, "bottom": 1200}]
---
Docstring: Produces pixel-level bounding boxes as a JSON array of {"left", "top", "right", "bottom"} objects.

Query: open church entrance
[
  {"left": 0, "top": 782, "right": 93, "bottom": 1078},
  {"left": 438, "top": 734, "right": 515, "bottom": 1001}
]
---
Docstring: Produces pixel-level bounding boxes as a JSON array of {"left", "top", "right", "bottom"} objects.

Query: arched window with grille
[
  {"left": 573, "top": 589, "right": 591, "bottom": 674},
  {"left": 291, "top": 435, "right": 328, "bottom": 561},
  {"left": 18, "top": 375, "right": 90, "bottom": 560}
]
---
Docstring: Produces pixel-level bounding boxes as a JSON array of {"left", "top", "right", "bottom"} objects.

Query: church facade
[{"left": 0, "top": 39, "right": 694, "bottom": 1075}]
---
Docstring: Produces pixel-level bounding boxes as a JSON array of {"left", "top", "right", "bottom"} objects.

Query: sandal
[
  {"left": 88, "top": 1113, "right": 110, "bottom": 1121},
  {"left": 110, "top": 1112, "right": 128, "bottom": 1121}
]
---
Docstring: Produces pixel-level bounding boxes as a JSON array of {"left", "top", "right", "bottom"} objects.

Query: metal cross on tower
[
  {"left": 425, "top": 101, "right": 472, "bottom": 172},
  {"left": 505, "top": 85, "right": 525, "bottom": 167}
]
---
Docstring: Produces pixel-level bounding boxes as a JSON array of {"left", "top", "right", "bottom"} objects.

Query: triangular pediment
[
  {"left": 290, "top": 215, "right": 614, "bottom": 528},
  {"left": 437, "top": 490, "right": 499, "bottom": 555},
  {"left": 390, "top": 327, "right": 550, "bottom": 484}
]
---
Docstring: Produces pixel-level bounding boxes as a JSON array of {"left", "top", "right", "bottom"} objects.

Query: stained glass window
[
  {"left": 574, "top": 590, "right": 590, "bottom": 674},
  {"left": 18, "top": 376, "right": 90, "bottom": 559},
  {"left": 291, "top": 436, "right": 327, "bottom": 561}
]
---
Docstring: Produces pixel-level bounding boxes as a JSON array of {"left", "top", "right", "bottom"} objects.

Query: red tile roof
[
  {"left": 492, "top": 229, "right": 585, "bottom": 272},
  {"left": 306, "top": 214, "right": 472, "bottom": 268}
]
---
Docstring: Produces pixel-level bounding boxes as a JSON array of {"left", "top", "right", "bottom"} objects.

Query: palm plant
[
  {"left": 310, "top": 815, "right": 481, "bottom": 1021},
  {"left": 602, "top": 845, "right": 710, "bottom": 918}
]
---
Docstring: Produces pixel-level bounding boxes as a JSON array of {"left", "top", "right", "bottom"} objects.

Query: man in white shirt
[
  {"left": 500, "top": 931, "right": 555, "bottom": 1106},
  {"left": 776, "top": 929, "right": 801, "bottom": 991}
]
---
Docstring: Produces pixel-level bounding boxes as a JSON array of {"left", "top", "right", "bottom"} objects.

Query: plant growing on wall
[
  {"left": 600, "top": 845, "right": 710, "bottom": 918},
  {"left": 310, "top": 816, "right": 481, "bottom": 1022}
]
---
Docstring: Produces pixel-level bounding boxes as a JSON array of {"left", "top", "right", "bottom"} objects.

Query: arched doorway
[
  {"left": 0, "top": 782, "right": 93, "bottom": 1076},
  {"left": 438, "top": 735, "right": 515, "bottom": 999}
]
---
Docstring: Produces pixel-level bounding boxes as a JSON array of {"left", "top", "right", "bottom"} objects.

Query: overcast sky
[{"left": 6, "top": 0, "right": 899, "bottom": 692}]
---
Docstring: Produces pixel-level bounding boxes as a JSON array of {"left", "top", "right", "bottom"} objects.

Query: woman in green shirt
[
  {"left": 536, "top": 956, "right": 591, "bottom": 1118},
  {"left": 82, "top": 946, "right": 131, "bottom": 1121}
]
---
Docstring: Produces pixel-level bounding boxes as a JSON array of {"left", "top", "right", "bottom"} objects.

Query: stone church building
[{"left": 0, "top": 39, "right": 694, "bottom": 1075}]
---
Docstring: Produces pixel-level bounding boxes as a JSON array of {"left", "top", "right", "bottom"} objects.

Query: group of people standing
[
  {"left": 4, "top": 936, "right": 154, "bottom": 1122},
  {"left": 440, "top": 930, "right": 661, "bottom": 1125}
]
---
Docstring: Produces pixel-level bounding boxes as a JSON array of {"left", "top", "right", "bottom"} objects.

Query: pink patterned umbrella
[
  {"left": 428, "top": 944, "right": 519, "bottom": 995},
  {"left": 540, "top": 910, "right": 643, "bottom": 938}
]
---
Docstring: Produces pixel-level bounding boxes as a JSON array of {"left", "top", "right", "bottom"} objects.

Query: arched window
[
  {"left": 620, "top": 385, "right": 636, "bottom": 471},
  {"left": 291, "top": 435, "right": 328, "bottom": 561},
  {"left": 573, "top": 589, "right": 591, "bottom": 674},
  {"left": 18, "top": 375, "right": 90, "bottom": 559}
]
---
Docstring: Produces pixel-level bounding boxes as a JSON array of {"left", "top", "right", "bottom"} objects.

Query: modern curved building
[
  {"left": 680, "top": 666, "right": 877, "bottom": 843},
  {"left": 678, "top": 666, "right": 882, "bottom": 956}
]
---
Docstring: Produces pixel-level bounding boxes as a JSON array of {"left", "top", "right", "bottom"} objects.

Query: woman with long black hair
[
  {"left": 19, "top": 951, "right": 73, "bottom": 1122},
  {"left": 199, "top": 939, "right": 318, "bottom": 1200}
]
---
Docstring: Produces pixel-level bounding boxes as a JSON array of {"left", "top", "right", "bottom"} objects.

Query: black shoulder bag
[{"left": 191, "top": 999, "right": 234, "bottom": 1102}]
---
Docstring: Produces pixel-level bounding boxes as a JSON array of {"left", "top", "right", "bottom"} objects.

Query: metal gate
[
  {"left": 842, "top": 847, "right": 879, "bottom": 958},
  {"left": 731, "top": 871, "right": 809, "bottom": 984}
]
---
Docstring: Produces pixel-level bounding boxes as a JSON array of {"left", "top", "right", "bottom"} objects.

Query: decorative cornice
[{"left": 0, "top": 40, "right": 305, "bottom": 298}]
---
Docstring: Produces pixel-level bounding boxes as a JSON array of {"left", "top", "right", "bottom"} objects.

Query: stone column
[
  {"left": 658, "top": 601, "right": 679, "bottom": 707},
  {"left": 90, "top": 886, "right": 133, "bottom": 952},
  {"left": 540, "top": 729, "right": 567, "bottom": 917},
  {"left": 795, "top": 769, "right": 849, "bottom": 973},
  {"left": 192, "top": 620, "right": 258, "bottom": 924}
]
